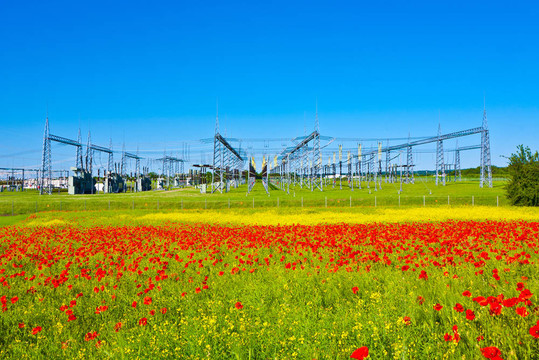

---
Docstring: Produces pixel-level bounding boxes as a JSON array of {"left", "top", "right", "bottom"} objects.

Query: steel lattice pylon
[
  {"left": 406, "top": 145, "right": 414, "bottom": 183},
  {"left": 76, "top": 129, "right": 83, "bottom": 170},
  {"left": 311, "top": 109, "right": 323, "bottom": 191},
  {"left": 480, "top": 106, "right": 493, "bottom": 188},
  {"left": 436, "top": 124, "right": 445, "bottom": 186},
  {"left": 41, "top": 117, "right": 52, "bottom": 195}
]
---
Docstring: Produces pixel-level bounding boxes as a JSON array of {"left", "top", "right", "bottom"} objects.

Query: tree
[{"left": 505, "top": 145, "right": 539, "bottom": 206}]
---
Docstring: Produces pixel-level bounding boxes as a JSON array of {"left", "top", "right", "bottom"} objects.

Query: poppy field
[{"left": 0, "top": 218, "right": 538, "bottom": 359}]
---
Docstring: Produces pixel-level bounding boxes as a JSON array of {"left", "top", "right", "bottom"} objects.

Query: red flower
[
  {"left": 32, "top": 326, "right": 42, "bottom": 335},
  {"left": 453, "top": 303, "right": 464, "bottom": 312},
  {"left": 403, "top": 316, "right": 411, "bottom": 325},
  {"left": 143, "top": 296, "right": 152, "bottom": 305},
  {"left": 452, "top": 325, "right": 460, "bottom": 343},
  {"left": 149, "top": 310, "right": 156, "bottom": 316},
  {"left": 462, "top": 290, "right": 472, "bottom": 297},
  {"left": 132, "top": 301, "right": 137, "bottom": 308},
  {"left": 417, "top": 296, "right": 425, "bottom": 305},
  {"left": 515, "top": 306, "right": 528, "bottom": 317},
  {"left": 93, "top": 287, "right": 99, "bottom": 294},
  {"left": 195, "top": 287, "right": 201, "bottom": 293},
  {"left": 161, "top": 307, "right": 167, "bottom": 314},
  {"left": 235, "top": 301, "right": 243, "bottom": 310},
  {"left": 433, "top": 303, "right": 443, "bottom": 311},
  {"left": 530, "top": 323, "right": 539, "bottom": 338},
  {"left": 139, "top": 317, "right": 147, "bottom": 326},
  {"left": 480, "top": 346, "right": 502, "bottom": 359},
  {"left": 419, "top": 270, "right": 428, "bottom": 280},
  {"left": 466, "top": 309, "right": 476, "bottom": 321},
  {"left": 68, "top": 314, "right": 77, "bottom": 322},
  {"left": 11, "top": 296, "right": 18, "bottom": 304},
  {"left": 352, "top": 286, "right": 359, "bottom": 294},
  {"left": 350, "top": 346, "right": 369, "bottom": 359},
  {"left": 114, "top": 322, "right": 122, "bottom": 332},
  {"left": 84, "top": 331, "right": 99, "bottom": 341},
  {"left": 18, "top": 322, "right": 25, "bottom": 328},
  {"left": 444, "top": 333, "right": 452, "bottom": 341}
]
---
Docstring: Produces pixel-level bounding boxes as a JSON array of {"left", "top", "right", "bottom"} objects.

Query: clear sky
[{"left": 1, "top": 1, "right": 538, "bottom": 173}]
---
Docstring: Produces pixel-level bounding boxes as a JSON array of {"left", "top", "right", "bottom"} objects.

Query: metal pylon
[
  {"left": 406, "top": 145, "right": 414, "bottom": 183},
  {"left": 312, "top": 108, "right": 322, "bottom": 191},
  {"left": 76, "top": 128, "right": 83, "bottom": 170},
  {"left": 121, "top": 143, "right": 127, "bottom": 176},
  {"left": 41, "top": 116, "right": 52, "bottom": 194},
  {"left": 480, "top": 105, "right": 493, "bottom": 188},
  {"left": 107, "top": 139, "right": 113, "bottom": 175},
  {"left": 212, "top": 109, "right": 223, "bottom": 193},
  {"left": 435, "top": 124, "right": 445, "bottom": 186},
  {"left": 136, "top": 147, "right": 140, "bottom": 178},
  {"left": 86, "top": 131, "right": 92, "bottom": 175},
  {"left": 454, "top": 140, "right": 461, "bottom": 182}
]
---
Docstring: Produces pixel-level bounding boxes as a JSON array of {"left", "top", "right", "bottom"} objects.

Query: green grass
[{"left": 0, "top": 178, "right": 507, "bottom": 216}]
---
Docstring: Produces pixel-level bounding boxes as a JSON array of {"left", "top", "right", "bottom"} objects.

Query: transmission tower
[
  {"left": 107, "top": 139, "right": 113, "bottom": 175},
  {"left": 406, "top": 133, "right": 414, "bottom": 183},
  {"left": 480, "top": 103, "right": 493, "bottom": 188},
  {"left": 76, "top": 129, "right": 83, "bottom": 170},
  {"left": 435, "top": 124, "right": 445, "bottom": 186},
  {"left": 312, "top": 105, "right": 322, "bottom": 191},
  {"left": 454, "top": 139, "right": 461, "bottom": 182},
  {"left": 86, "top": 131, "right": 92, "bottom": 175},
  {"left": 41, "top": 116, "right": 52, "bottom": 194}
]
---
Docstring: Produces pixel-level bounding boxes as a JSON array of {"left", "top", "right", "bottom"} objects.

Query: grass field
[
  {"left": 1, "top": 179, "right": 538, "bottom": 360},
  {"left": 0, "top": 179, "right": 507, "bottom": 216}
]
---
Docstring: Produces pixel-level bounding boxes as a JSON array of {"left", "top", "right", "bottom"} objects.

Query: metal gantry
[
  {"left": 41, "top": 117, "right": 83, "bottom": 194},
  {"left": 211, "top": 110, "right": 246, "bottom": 193}
]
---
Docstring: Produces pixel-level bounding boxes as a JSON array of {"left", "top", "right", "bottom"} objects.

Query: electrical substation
[{"left": 0, "top": 104, "right": 493, "bottom": 197}]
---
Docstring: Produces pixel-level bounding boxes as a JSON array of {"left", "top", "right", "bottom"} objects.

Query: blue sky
[{"left": 1, "top": 1, "right": 538, "bottom": 172}]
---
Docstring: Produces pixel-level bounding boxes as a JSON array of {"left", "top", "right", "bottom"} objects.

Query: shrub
[{"left": 505, "top": 145, "right": 539, "bottom": 206}]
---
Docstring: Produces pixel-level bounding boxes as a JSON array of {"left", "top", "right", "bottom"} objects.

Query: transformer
[
  {"left": 104, "top": 173, "right": 126, "bottom": 193},
  {"left": 68, "top": 167, "right": 96, "bottom": 195}
]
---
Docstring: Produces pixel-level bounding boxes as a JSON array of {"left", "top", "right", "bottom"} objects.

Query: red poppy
[
  {"left": 143, "top": 296, "right": 152, "bottom": 305},
  {"left": 18, "top": 323, "right": 25, "bottom": 328},
  {"left": 84, "top": 331, "right": 99, "bottom": 341},
  {"left": 352, "top": 286, "right": 359, "bottom": 294},
  {"left": 462, "top": 290, "right": 472, "bottom": 297},
  {"left": 350, "top": 346, "right": 369, "bottom": 359},
  {"left": 149, "top": 310, "right": 156, "bottom": 316},
  {"left": 132, "top": 301, "right": 137, "bottom": 308},
  {"left": 11, "top": 296, "right": 18, "bottom": 304},
  {"left": 32, "top": 326, "right": 42, "bottom": 335},
  {"left": 466, "top": 309, "right": 476, "bottom": 321},
  {"left": 235, "top": 301, "right": 243, "bottom": 309},
  {"left": 114, "top": 322, "right": 122, "bottom": 332},
  {"left": 433, "top": 303, "right": 443, "bottom": 311},
  {"left": 403, "top": 316, "right": 411, "bottom": 325},
  {"left": 67, "top": 314, "right": 77, "bottom": 322},
  {"left": 530, "top": 323, "right": 539, "bottom": 338},
  {"left": 139, "top": 317, "right": 148, "bottom": 326},
  {"left": 454, "top": 303, "right": 464, "bottom": 312},
  {"left": 161, "top": 307, "right": 167, "bottom": 314},
  {"left": 480, "top": 346, "right": 502, "bottom": 359},
  {"left": 444, "top": 333, "right": 452, "bottom": 341},
  {"left": 515, "top": 307, "right": 528, "bottom": 317}
]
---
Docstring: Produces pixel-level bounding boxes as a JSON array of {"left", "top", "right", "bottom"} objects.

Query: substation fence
[{"left": 0, "top": 195, "right": 508, "bottom": 216}]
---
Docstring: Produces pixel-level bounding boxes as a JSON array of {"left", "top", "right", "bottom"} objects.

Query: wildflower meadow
[{"left": 0, "top": 210, "right": 538, "bottom": 359}]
